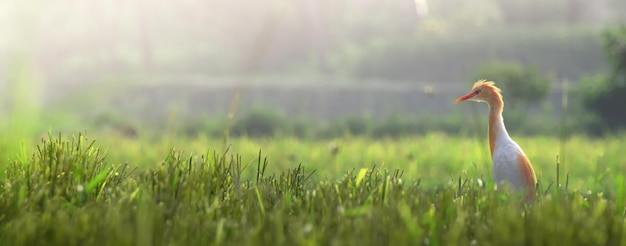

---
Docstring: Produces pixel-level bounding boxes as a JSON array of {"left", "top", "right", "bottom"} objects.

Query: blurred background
[{"left": 1, "top": 0, "right": 626, "bottom": 141}]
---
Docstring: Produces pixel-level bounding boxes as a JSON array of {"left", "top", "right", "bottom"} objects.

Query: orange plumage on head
[{"left": 472, "top": 80, "right": 503, "bottom": 101}]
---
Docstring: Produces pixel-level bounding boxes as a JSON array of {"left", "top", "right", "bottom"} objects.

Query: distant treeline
[{"left": 11, "top": 0, "right": 623, "bottom": 86}]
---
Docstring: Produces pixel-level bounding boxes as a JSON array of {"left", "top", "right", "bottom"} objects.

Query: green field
[
  {"left": 2, "top": 1, "right": 625, "bottom": 245},
  {"left": 0, "top": 131, "right": 624, "bottom": 245}
]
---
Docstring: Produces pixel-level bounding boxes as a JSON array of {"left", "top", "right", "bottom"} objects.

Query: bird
[{"left": 454, "top": 80, "right": 537, "bottom": 200}]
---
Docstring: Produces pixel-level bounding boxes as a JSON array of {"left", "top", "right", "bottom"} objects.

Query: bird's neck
[{"left": 487, "top": 98, "right": 508, "bottom": 157}]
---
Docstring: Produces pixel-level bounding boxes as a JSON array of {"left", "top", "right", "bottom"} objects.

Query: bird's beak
[{"left": 454, "top": 91, "right": 478, "bottom": 103}]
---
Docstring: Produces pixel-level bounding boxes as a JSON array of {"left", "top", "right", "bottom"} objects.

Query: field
[
  {"left": 2, "top": 1, "right": 626, "bottom": 245},
  {"left": 1, "top": 131, "right": 625, "bottom": 245}
]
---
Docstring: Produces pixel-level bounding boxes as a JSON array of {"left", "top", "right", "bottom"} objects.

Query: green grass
[
  {"left": 93, "top": 132, "right": 624, "bottom": 191},
  {"left": 0, "top": 132, "right": 625, "bottom": 245}
]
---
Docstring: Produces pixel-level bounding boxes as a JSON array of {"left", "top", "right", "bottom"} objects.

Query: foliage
[
  {"left": 87, "top": 104, "right": 603, "bottom": 141},
  {"left": 319, "top": 114, "right": 374, "bottom": 138},
  {"left": 230, "top": 108, "right": 288, "bottom": 138},
  {"left": 580, "top": 25, "right": 626, "bottom": 130},
  {"left": 473, "top": 60, "right": 552, "bottom": 107},
  {"left": 0, "top": 133, "right": 625, "bottom": 245},
  {"left": 344, "top": 27, "right": 603, "bottom": 82},
  {"left": 26, "top": 1, "right": 611, "bottom": 85},
  {"left": 228, "top": 109, "right": 463, "bottom": 139}
]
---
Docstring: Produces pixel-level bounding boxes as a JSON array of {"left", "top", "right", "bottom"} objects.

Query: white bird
[{"left": 454, "top": 80, "right": 537, "bottom": 200}]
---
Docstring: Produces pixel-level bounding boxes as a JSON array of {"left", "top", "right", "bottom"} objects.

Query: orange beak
[{"left": 454, "top": 91, "right": 478, "bottom": 103}]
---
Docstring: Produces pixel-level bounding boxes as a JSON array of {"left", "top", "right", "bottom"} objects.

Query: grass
[
  {"left": 0, "top": 131, "right": 625, "bottom": 245},
  {"left": 94, "top": 132, "right": 624, "bottom": 192}
]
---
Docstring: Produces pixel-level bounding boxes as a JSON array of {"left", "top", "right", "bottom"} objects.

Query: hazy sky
[
  {"left": 0, "top": 0, "right": 621, "bottom": 89},
  {"left": 0, "top": 0, "right": 622, "bottom": 124}
]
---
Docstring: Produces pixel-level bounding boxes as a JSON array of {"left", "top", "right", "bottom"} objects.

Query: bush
[
  {"left": 473, "top": 60, "right": 552, "bottom": 108},
  {"left": 348, "top": 27, "right": 603, "bottom": 82},
  {"left": 289, "top": 117, "right": 315, "bottom": 139},
  {"left": 318, "top": 115, "right": 373, "bottom": 138},
  {"left": 580, "top": 25, "right": 626, "bottom": 131},
  {"left": 230, "top": 108, "right": 287, "bottom": 137},
  {"left": 91, "top": 106, "right": 576, "bottom": 140},
  {"left": 372, "top": 115, "right": 422, "bottom": 138},
  {"left": 181, "top": 116, "right": 223, "bottom": 138}
]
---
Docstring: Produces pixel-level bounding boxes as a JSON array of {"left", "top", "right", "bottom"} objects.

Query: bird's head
[{"left": 454, "top": 80, "right": 502, "bottom": 104}]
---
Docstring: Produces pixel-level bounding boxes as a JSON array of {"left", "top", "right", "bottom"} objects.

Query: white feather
[{"left": 491, "top": 118, "right": 526, "bottom": 191}]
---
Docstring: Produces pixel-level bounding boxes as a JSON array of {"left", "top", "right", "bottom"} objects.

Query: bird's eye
[{"left": 475, "top": 89, "right": 481, "bottom": 94}]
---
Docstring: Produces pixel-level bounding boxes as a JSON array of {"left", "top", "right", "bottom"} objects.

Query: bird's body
[{"left": 455, "top": 80, "right": 537, "bottom": 199}]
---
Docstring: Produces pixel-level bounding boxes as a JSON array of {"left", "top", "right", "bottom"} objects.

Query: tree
[
  {"left": 580, "top": 25, "right": 626, "bottom": 130},
  {"left": 473, "top": 61, "right": 552, "bottom": 108}
]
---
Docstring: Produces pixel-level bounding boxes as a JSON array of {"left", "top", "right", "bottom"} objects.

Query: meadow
[
  {"left": 0, "top": 130, "right": 625, "bottom": 245},
  {"left": 1, "top": 1, "right": 624, "bottom": 244}
]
